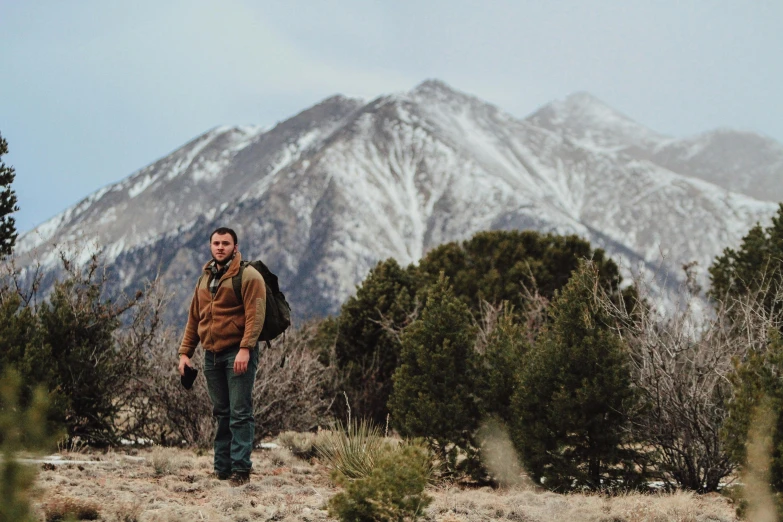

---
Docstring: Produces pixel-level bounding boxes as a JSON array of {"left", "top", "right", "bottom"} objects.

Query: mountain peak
[
  {"left": 411, "top": 78, "right": 457, "bottom": 95},
  {"left": 409, "top": 79, "right": 484, "bottom": 107},
  {"left": 563, "top": 91, "right": 607, "bottom": 107},
  {"left": 528, "top": 92, "right": 667, "bottom": 149},
  {"left": 406, "top": 78, "right": 505, "bottom": 122},
  {"left": 551, "top": 91, "right": 642, "bottom": 128}
]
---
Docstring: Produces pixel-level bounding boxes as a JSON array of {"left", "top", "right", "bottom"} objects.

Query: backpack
[{"left": 232, "top": 259, "right": 292, "bottom": 347}]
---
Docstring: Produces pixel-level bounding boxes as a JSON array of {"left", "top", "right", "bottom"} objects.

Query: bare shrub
[
  {"left": 112, "top": 276, "right": 215, "bottom": 446},
  {"left": 598, "top": 264, "right": 781, "bottom": 492},
  {"left": 118, "top": 297, "right": 335, "bottom": 447},
  {"left": 253, "top": 321, "right": 335, "bottom": 438},
  {"left": 131, "top": 326, "right": 214, "bottom": 447}
]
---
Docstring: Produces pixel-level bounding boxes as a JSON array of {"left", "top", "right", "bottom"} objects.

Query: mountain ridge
[{"left": 17, "top": 80, "right": 781, "bottom": 324}]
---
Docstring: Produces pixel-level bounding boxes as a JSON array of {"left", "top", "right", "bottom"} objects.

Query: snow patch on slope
[{"left": 129, "top": 173, "right": 155, "bottom": 198}]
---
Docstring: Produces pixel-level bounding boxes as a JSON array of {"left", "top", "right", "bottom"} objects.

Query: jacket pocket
[{"left": 230, "top": 318, "right": 244, "bottom": 336}]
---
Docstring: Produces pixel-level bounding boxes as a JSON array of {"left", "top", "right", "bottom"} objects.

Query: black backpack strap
[{"left": 232, "top": 262, "right": 246, "bottom": 305}]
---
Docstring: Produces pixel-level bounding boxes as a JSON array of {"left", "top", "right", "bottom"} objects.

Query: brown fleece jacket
[{"left": 178, "top": 252, "right": 266, "bottom": 357}]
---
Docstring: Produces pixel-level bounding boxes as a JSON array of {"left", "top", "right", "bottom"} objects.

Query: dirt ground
[{"left": 27, "top": 445, "right": 741, "bottom": 522}]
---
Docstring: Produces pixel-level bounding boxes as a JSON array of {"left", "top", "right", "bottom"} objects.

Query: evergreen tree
[
  {"left": 724, "top": 331, "right": 783, "bottom": 492},
  {"left": 0, "top": 132, "right": 19, "bottom": 257},
  {"left": 476, "top": 304, "right": 529, "bottom": 423},
  {"left": 418, "top": 230, "right": 624, "bottom": 316},
  {"left": 330, "top": 259, "right": 418, "bottom": 424},
  {"left": 510, "top": 261, "right": 640, "bottom": 491},
  {"left": 0, "top": 295, "right": 38, "bottom": 376},
  {"left": 0, "top": 295, "right": 44, "bottom": 415},
  {"left": 33, "top": 268, "right": 123, "bottom": 444},
  {"left": 388, "top": 275, "right": 480, "bottom": 464},
  {"left": 710, "top": 203, "right": 783, "bottom": 320},
  {"left": 327, "top": 230, "right": 630, "bottom": 428}
]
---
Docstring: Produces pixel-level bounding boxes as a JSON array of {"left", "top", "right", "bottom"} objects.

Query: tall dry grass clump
[
  {"left": 276, "top": 430, "right": 319, "bottom": 459},
  {"left": 149, "top": 446, "right": 186, "bottom": 476},
  {"left": 740, "top": 398, "right": 778, "bottom": 522},
  {"left": 0, "top": 369, "right": 52, "bottom": 522},
  {"left": 477, "top": 418, "right": 529, "bottom": 488},
  {"left": 315, "top": 418, "right": 386, "bottom": 479},
  {"left": 597, "top": 266, "right": 760, "bottom": 492}
]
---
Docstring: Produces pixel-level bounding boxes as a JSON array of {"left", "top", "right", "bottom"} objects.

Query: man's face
[{"left": 210, "top": 233, "right": 237, "bottom": 265}]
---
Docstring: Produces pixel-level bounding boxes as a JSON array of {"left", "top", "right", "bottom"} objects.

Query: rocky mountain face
[
  {"left": 17, "top": 80, "right": 780, "bottom": 327},
  {"left": 651, "top": 130, "right": 783, "bottom": 203}
]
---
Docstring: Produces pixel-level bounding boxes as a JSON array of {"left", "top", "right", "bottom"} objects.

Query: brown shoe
[
  {"left": 229, "top": 470, "right": 250, "bottom": 486},
  {"left": 213, "top": 471, "right": 231, "bottom": 480}
]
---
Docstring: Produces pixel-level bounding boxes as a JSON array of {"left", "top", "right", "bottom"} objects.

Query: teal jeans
[{"left": 204, "top": 345, "right": 258, "bottom": 475}]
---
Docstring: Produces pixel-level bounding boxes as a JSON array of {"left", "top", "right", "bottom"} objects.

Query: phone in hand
[{"left": 181, "top": 364, "right": 199, "bottom": 390}]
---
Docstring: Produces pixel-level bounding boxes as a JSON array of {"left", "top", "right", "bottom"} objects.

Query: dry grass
[
  {"left": 43, "top": 496, "right": 100, "bottom": 521},
  {"left": 430, "top": 488, "right": 738, "bottom": 522},
  {"left": 28, "top": 444, "right": 741, "bottom": 522},
  {"left": 149, "top": 446, "right": 188, "bottom": 477},
  {"left": 277, "top": 431, "right": 319, "bottom": 460}
]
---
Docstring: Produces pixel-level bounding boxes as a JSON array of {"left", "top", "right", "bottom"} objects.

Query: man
[{"left": 178, "top": 227, "right": 266, "bottom": 485}]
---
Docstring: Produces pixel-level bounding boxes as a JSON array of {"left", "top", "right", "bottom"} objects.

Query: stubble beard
[{"left": 213, "top": 251, "right": 234, "bottom": 267}]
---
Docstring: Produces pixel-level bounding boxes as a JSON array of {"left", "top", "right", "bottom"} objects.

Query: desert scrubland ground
[{"left": 24, "top": 444, "right": 741, "bottom": 522}]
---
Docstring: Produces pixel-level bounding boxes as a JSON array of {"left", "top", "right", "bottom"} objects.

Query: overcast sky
[{"left": 2, "top": 0, "right": 781, "bottom": 233}]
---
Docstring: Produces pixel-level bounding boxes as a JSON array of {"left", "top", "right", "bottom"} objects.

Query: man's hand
[
  {"left": 234, "top": 348, "right": 250, "bottom": 374},
  {"left": 179, "top": 354, "right": 191, "bottom": 376}
]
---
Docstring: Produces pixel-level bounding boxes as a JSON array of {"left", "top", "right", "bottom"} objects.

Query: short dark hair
[{"left": 210, "top": 227, "right": 238, "bottom": 244}]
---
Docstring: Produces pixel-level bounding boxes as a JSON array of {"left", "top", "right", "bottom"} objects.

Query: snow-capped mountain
[{"left": 17, "top": 80, "right": 780, "bottom": 325}]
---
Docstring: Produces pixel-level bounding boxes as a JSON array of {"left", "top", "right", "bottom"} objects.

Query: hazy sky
[{"left": 2, "top": 1, "right": 781, "bottom": 233}]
